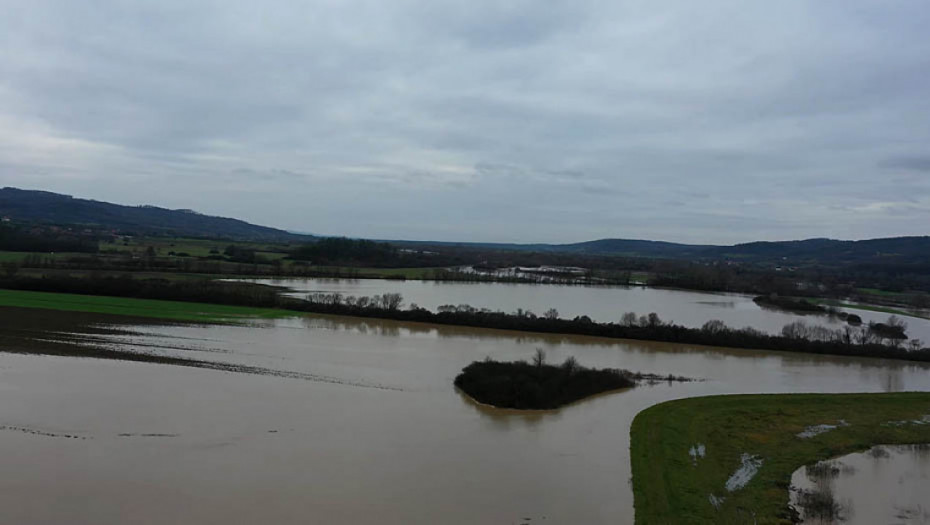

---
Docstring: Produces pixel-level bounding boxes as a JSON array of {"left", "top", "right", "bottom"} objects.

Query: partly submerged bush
[{"left": 454, "top": 353, "right": 636, "bottom": 410}]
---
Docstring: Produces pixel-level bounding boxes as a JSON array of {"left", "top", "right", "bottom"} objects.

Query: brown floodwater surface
[{"left": 2, "top": 308, "right": 930, "bottom": 524}]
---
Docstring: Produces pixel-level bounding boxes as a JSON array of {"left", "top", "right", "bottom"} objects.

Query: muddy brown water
[
  {"left": 240, "top": 277, "right": 930, "bottom": 342},
  {"left": 2, "top": 307, "right": 930, "bottom": 524},
  {"left": 790, "top": 444, "right": 930, "bottom": 524}
]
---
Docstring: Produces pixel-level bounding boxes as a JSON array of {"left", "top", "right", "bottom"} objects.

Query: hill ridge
[{"left": 0, "top": 187, "right": 309, "bottom": 242}]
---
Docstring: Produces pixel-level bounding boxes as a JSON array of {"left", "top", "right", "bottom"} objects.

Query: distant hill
[
  {"left": 0, "top": 187, "right": 311, "bottom": 242},
  {"left": 395, "top": 235, "right": 930, "bottom": 268},
  {"left": 4, "top": 187, "right": 927, "bottom": 267}
]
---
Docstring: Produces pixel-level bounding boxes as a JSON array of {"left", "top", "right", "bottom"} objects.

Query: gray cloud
[
  {"left": 881, "top": 156, "right": 930, "bottom": 172},
  {"left": 2, "top": 1, "right": 930, "bottom": 243}
]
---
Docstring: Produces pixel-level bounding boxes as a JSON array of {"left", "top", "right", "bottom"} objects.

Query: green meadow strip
[{"left": 0, "top": 289, "right": 295, "bottom": 323}]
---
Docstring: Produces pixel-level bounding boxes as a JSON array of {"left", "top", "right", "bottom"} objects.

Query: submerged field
[
  {"left": 630, "top": 393, "right": 930, "bottom": 524},
  {"left": 3, "top": 305, "right": 930, "bottom": 523},
  {"left": 0, "top": 289, "right": 293, "bottom": 323}
]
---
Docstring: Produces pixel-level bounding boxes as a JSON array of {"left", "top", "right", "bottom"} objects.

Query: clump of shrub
[{"left": 454, "top": 349, "right": 637, "bottom": 410}]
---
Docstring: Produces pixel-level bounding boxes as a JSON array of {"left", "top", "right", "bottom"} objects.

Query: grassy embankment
[
  {"left": 0, "top": 289, "right": 294, "bottom": 323},
  {"left": 630, "top": 392, "right": 930, "bottom": 524},
  {"left": 811, "top": 298, "right": 930, "bottom": 321}
]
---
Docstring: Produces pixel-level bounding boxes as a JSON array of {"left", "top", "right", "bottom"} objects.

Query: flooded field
[
  {"left": 790, "top": 444, "right": 930, "bottom": 524},
  {"left": 3, "top": 307, "right": 930, "bottom": 524},
  {"left": 243, "top": 277, "right": 930, "bottom": 341}
]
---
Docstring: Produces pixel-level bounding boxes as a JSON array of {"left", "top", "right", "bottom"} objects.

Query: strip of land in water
[
  {"left": 454, "top": 354, "right": 691, "bottom": 410},
  {"left": 630, "top": 393, "right": 930, "bottom": 524},
  {"left": 0, "top": 288, "right": 292, "bottom": 323},
  {"left": 2, "top": 275, "right": 929, "bottom": 363}
]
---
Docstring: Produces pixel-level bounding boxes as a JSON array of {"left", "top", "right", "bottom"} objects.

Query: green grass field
[
  {"left": 98, "top": 236, "right": 290, "bottom": 257},
  {"left": 630, "top": 393, "right": 930, "bottom": 524},
  {"left": 0, "top": 289, "right": 296, "bottom": 323},
  {"left": 0, "top": 251, "right": 92, "bottom": 263},
  {"left": 298, "top": 265, "right": 446, "bottom": 278},
  {"left": 856, "top": 287, "right": 908, "bottom": 298},
  {"left": 811, "top": 298, "right": 930, "bottom": 321}
]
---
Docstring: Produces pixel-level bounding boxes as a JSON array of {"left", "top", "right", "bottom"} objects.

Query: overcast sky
[{"left": 2, "top": 1, "right": 929, "bottom": 244}]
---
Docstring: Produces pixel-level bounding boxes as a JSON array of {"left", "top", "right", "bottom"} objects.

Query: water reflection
[
  {"left": 241, "top": 277, "right": 930, "bottom": 341},
  {"left": 456, "top": 389, "right": 560, "bottom": 429},
  {"left": 294, "top": 313, "right": 926, "bottom": 377},
  {"left": 791, "top": 444, "right": 930, "bottom": 524}
]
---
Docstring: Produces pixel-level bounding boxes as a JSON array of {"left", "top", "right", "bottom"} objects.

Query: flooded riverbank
[
  {"left": 3, "top": 308, "right": 930, "bottom": 523},
  {"left": 238, "top": 277, "right": 930, "bottom": 342},
  {"left": 790, "top": 444, "right": 930, "bottom": 524}
]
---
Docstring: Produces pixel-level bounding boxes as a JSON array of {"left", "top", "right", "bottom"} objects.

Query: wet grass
[
  {"left": 0, "top": 251, "right": 88, "bottom": 262},
  {"left": 0, "top": 289, "right": 295, "bottom": 323},
  {"left": 300, "top": 266, "right": 447, "bottom": 278},
  {"left": 98, "top": 236, "right": 285, "bottom": 257},
  {"left": 812, "top": 298, "right": 930, "bottom": 320},
  {"left": 16, "top": 268, "right": 222, "bottom": 281},
  {"left": 856, "top": 287, "right": 908, "bottom": 298},
  {"left": 630, "top": 392, "right": 930, "bottom": 524}
]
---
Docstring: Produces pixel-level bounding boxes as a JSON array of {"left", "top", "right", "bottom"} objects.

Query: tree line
[{"left": 2, "top": 274, "right": 926, "bottom": 362}]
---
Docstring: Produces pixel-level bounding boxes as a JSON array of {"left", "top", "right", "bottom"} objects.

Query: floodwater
[
  {"left": 790, "top": 444, "right": 930, "bottom": 524},
  {"left": 242, "top": 277, "right": 930, "bottom": 342},
  {"left": 3, "top": 308, "right": 930, "bottom": 524}
]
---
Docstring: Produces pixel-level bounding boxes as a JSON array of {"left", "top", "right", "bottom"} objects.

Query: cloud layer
[{"left": 2, "top": 1, "right": 929, "bottom": 243}]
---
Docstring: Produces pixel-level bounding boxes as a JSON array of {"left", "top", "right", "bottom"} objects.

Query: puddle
[
  {"left": 790, "top": 444, "right": 930, "bottom": 524},
  {"left": 797, "top": 419, "right": 849, "bottom": 439},
  {"left": 725, "top": 453, "right": 763, "bottom": 492},
  {"left": 883, "top": 414, "right": 930, "bottom": 427},
  {"left": 689, "top": 443, "right": 706, "bottom": 465}
]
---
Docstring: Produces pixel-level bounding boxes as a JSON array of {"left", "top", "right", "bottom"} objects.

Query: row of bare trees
[{"left": 305, "top": 292, "right": 404, "bottom": 311}]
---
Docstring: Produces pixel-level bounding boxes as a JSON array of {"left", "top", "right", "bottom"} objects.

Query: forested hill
[
  {"left": 0, "top": 188, "right": 309, "bottom": 241},
  {"left": 560, "top": 237, "right": 930, "bottom": 266},
  {"left": 395, "top": 236, "right": 930, "bottom": 267},
  {"left": 562, "top": 236, "right": 930, "bottom": 262}
]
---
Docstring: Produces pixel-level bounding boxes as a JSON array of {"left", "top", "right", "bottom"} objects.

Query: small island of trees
[{"left": 454, "top": 350, "right": 689, "bottom": 410}]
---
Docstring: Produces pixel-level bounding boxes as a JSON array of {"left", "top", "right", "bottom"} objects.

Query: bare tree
[
  {"left": 702, "top": 319, "right": 727, "bottom": 334},
  {"left": 782, "top": 321, "right": 810, "bottom": 339},
  {"left": 544, "top": 308, "right": 559, "bottom": 320},
  {"left": 532, "top": 348, "right": 547, "bottom": 368},
  {"left": 646, "top": 312, "right": 663, "bottom": 328},
  {"left": 886, "top": 315, "right": 908, "bottom": 333},
  {"left": 382, "top": 293, "right": 403, "bottom": 311},
  {"left": 620, "top": 312, "right": 638, "bottom": 327},
  {"left": 560, "top": 356, "right": 580, "bottom": 374}
]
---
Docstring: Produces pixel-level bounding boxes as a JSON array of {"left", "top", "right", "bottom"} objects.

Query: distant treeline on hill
[
  {"left": 288, "top": 237, "right": 467, "bottom": 268},
  {"left": 0, "top": 274, "right": 926, "bottom": 363},
  {"left": 0, "top": 223, "right": 98, "bottom": 253},
  {"left": 290, "top": 237, "right": 399, "bottom": 266}
]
